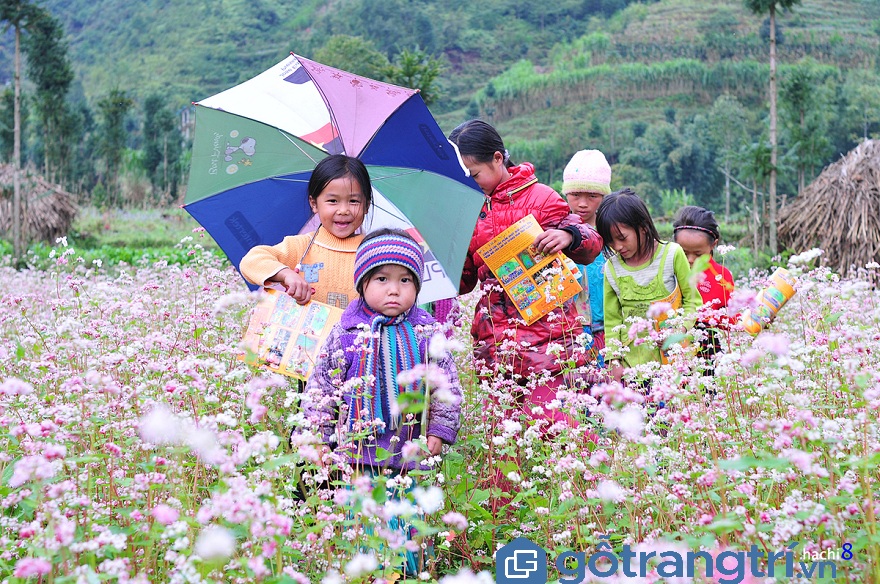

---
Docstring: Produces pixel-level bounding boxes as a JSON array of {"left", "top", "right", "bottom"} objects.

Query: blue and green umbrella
[{"left": 184, "top": 54, "right": 483, "bottom": 302}]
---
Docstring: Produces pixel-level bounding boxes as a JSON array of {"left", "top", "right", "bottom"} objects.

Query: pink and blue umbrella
[{"left": 184, "top": 54, "right": 483, "bottom": 302}]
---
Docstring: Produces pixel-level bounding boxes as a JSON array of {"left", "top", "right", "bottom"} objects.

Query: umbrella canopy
[{"left": 184, "top": 54, "right": 483, "bottom": 303}]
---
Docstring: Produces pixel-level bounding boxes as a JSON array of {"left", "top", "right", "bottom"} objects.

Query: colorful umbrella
[{"left": 184, "top": 54, "right": 483, "bottom": 303}]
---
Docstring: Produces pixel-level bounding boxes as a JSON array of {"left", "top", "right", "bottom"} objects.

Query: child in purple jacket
[{"left": 303, "top": 228, "right": 463, "bottom": 473}]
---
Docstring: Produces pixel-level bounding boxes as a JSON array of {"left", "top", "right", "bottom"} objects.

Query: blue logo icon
[{"left": 496, "top": 537, "right": 547, "bottom": 584}]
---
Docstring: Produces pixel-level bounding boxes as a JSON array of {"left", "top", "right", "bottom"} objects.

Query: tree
[
  {"left": 313, "top": 35, "right": 390, "bottom": 81},
  {"left": 0, "top": 88, "right": 28, "bottom": 164},
  {"left": 744, "top": 0, "right": 803, "bottom": 254},
  {"left": 96, "top": 89, "right": 134, "bottom": 207},
  {"left": 22, "top": 7, "right": 73, "bottom": 184},
  {"left": 843, "top": 70, "right": 880, "bottom": 141},
  {"left": 384, "top": 49, "right": 444, "bottom": 106},
  {"left": 142, "top": 94, "right": 182, "bottom": 203},
  {"left": 0, "top": 0, "right": 42, "bottom": 261},
  {"left": 741, "top": 138, "right": 773, "bottom": 251},
  {"left": 709, "top": 95, "right": 750, "bottom": 221},
  {"left": 780, "top": 63, "right": 834, "bottom": 195}
]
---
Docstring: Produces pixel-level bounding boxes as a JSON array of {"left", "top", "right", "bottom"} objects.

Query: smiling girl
[
  {"left": 239, "top": 155, "right": 372, "bottom": 308},
  {"left": 596, "top": 188, "right": 702, "bottom": 380}
]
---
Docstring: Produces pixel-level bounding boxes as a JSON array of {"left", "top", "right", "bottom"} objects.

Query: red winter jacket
[{"left": 460, "top": 162, "right": 603, "bottom": 378}]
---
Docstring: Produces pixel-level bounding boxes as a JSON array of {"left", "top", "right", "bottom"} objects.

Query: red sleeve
[{"left": 534, "top": 188, "right": 601, "bottom": 265}]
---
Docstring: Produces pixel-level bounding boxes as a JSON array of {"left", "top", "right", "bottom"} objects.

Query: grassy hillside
[{"left": 2, "top": 0, "right": 879, "bottom": 225}]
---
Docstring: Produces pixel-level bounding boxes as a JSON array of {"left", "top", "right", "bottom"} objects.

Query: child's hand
[
  {"left": 533, "top": 229, "right": 573, "bottom": 254},
  {"left": 427, "top": 436, "right": 443, "bottom": 456},
  {"left": 275, "top": 267, "right": 314, "bottom": 304}
]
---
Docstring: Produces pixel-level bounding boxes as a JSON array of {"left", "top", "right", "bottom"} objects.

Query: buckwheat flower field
[{"left": 1, "top": 238, "right": 878, "bottom": 583}]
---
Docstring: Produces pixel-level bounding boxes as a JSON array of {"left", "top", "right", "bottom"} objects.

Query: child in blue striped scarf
[{"left": 304, "top": 228, "right": 463, "bottom": 471}]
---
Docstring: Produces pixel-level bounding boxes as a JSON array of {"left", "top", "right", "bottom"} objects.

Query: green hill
[{"left": 2, "top": 0, "right": 879, "bottom": 221}]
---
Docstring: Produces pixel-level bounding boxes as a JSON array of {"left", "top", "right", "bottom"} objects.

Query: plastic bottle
[{"left": 740, "top": 267, "right": 797, "bottom": 335}]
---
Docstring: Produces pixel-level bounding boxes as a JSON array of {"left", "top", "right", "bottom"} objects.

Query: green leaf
[
  {"left": 375, "top": 447, "right": 392, "bottom": 462},
  {"left": 719, "top": 455, "right": 790, "bottom": 471},
  {"left": 470, "top": 489, "right": 491, "bottom": 506},
  {"left": 689, "top": 254, "right": 711, "bottom": 285},
  {"left": 263, "top": 455, "right": 299, "bottom": 470},
  {"left": 662, "top": 332, "right": 688, "bottom": 350}
]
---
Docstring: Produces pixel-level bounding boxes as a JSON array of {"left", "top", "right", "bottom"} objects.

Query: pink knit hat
[{"left": 562, "top": 150, "right": 612, "bottom": 196}]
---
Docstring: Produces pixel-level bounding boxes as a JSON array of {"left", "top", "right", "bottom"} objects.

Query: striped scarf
[{"left": 350, "top": 309, "right": 423, "bottom": 433}]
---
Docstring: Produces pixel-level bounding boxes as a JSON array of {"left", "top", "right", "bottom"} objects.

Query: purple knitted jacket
[{"left": 302, "top": 299, "right": 463, "bottom": 471}]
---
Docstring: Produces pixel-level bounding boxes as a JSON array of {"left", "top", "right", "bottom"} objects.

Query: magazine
[
  {"left": 240, "top": 289, "right": 343, "bottom": 380},
  {"left": 476, "top": 214, "right": 583, "bottom": 325}
]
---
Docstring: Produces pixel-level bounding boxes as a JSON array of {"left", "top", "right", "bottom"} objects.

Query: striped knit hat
[
  {"left": 562, "top": 149, "right": 612, "bottom": 196},
  {"left": 354, "top": 230, "right": 425, "bottom": 292}
]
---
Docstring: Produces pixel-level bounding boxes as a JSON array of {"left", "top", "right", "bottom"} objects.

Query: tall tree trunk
[
  {"left": 798, "top": 108, "right": 805, "bottom": 195},
  {"left": 768, "top": 5, "right": 779, "bottom": 254},
  {"left": 752, "top": 178, "right": 759, "bottom": 252},
  {"left": 724, "top": 161, "right": 731, "bottom": 222},
  {"left": 13, "top": 25, "right": 23, "bottom": 262}
]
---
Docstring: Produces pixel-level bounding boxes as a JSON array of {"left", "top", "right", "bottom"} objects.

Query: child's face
[
  {"left": 566, "top": 191, "right": 604, "bottom": 226},
  {"left": 363, "top": 265, "right": 417, "bottom": 317},
  {"left": 675, "top": 229, "right": 716, "bottom": 267},
  {"left": 462, "top": 153, "right": 507, "bottom": 196},
  {"left": 610, "top": 223, "right": 648, "bottom": 263},
  {"left": 309, "top": 176, "right": 367, "bottom": 239}
]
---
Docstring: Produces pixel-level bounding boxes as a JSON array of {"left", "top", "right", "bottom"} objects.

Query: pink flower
[
  {"left": 13, "top": 558, "right": 51, "bottom": 578},
  {"left": 401, "top": 441, "right": 422, "bottom": 461},
  {"left": 647, "top": 301, "right": 673, "bottom": 319},
  {"left": 755, "top": 332, "right": 790, "bottom": 356},
  {"left": 442, "top": 511, "right": 468, "bottom": 530},
  {"left": 151, "top": 504, "right": 180, "bottom": 526}
]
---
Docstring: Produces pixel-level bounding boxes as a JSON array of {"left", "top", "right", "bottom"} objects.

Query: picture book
[
  {"left": 240, "top": 289, "right": 343, "bottom": 380},
  {"left": 476, "top": 214, "right": 583, "bottom": 325}
]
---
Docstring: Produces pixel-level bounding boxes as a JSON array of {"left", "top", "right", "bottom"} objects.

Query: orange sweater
[{"left": 239, "top": 228, "right": 363, "bottom": 309}]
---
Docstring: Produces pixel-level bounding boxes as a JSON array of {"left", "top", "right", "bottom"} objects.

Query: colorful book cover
[
  {"left": 240, "top": 289, "right": 343, "bottom": 380},
  {"left": 476, "top": 214, "right": 583, "bottom": 325}
]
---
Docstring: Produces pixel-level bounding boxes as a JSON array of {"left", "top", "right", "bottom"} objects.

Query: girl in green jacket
[{"left": 595, "top": 188, "right": 702, "bottom": 381}]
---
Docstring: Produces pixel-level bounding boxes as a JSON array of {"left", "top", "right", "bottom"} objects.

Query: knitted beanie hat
[
  {"left": 354, "top": 231, "right": 425, "bottom": 292},
  {"left": 562, "top": 150, "right": 612, "bottom": 196}
]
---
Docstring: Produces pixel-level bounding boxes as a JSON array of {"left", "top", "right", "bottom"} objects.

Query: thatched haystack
[
  {"left": 779, "top": 139, "right": 880, "bottom": 276},
  {"left": 0, "top": 165, "right": 78, "bottom": 243}
]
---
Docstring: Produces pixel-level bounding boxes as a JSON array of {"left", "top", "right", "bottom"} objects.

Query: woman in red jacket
[{"left": 449, "top": 120, "right": 604, "bottom": 429}]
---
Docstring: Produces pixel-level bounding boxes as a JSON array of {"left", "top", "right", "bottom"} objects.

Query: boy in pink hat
[{"left": 562, "top": 149, "right": 612, "bottom": 364}]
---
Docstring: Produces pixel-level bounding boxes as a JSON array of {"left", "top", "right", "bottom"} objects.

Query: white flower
[
  {"left": 716, "top": 244, "right": 736, "bottom": 256},
  {"left": 185, "top": 427, "right": 224, "bottom": 464},
  {"left": 321, "top": 571, "right": 343, "bottom": 584},
  {"left": 428, "top": 332, "right": 463, "bottom": 358},
  {"left": 788, "top": 248, "right": 823, "bottom": 265},
  {"left": 344, "top": 553, "right": 378, "bottom": 578},
  {"left": 194, "top": 525, "right": 236, "bottom": 561},
  {"left": 604, "top": 407, "right": 644, "bottom": 440},
  {"left": 413, "top": 486, "right": 444, "bottom": 514},
  {"left": 212, "top": 291, "right": 253, "bottom": 315},
  {"left": 597, "top": 480, "right": 626, "bottom": 502},
  {"left": 139, "top": 405, "right": 183, "bottom": 445}
]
